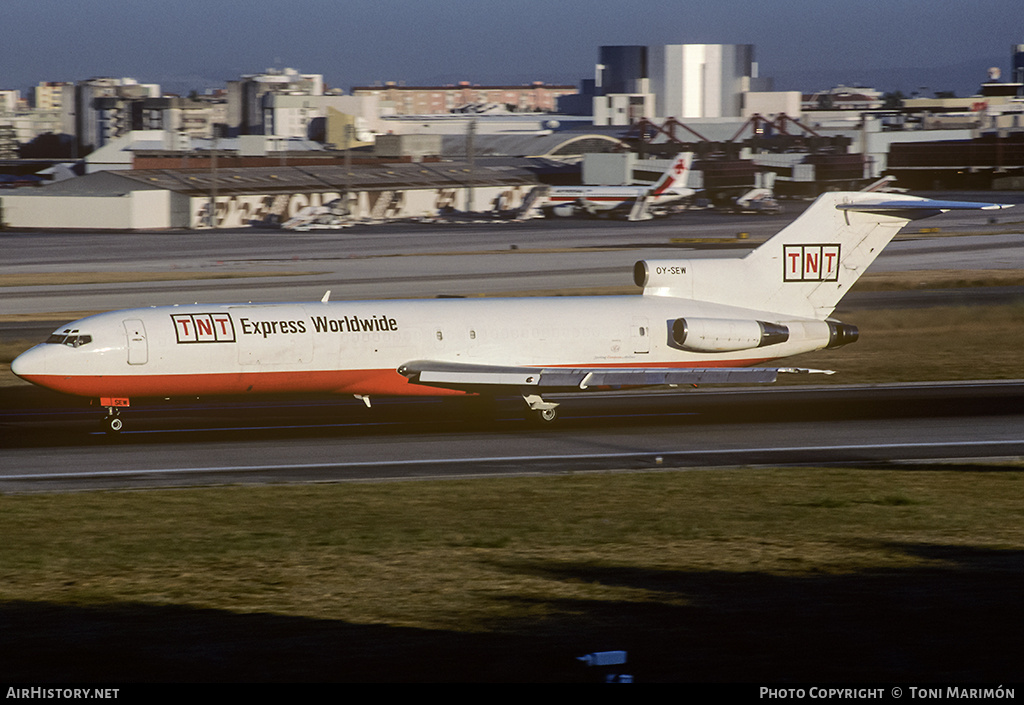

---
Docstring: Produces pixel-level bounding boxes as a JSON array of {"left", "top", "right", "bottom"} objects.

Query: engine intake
[{"left": 671, "top": 317, "right": 790, "bottom": 353}]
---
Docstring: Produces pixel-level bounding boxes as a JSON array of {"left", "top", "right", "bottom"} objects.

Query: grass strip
[{"left": 1, "top": 467, "right": 1022, "bottom": 681}]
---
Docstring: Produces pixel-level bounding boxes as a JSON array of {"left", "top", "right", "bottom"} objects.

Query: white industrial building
[
  {"left": 650, "top": 44, "right": 757, "bottom": 119},
  {"left": 0, "top": 171, "right": 180, "bottom": 230},
  {"left": 225, "top": 68, "right": 325, "bottom": 136},
  {"left": 592, "top": 43, "right": 772, "bottom": 124},
  {"left": 76, "top": 77, "right": 161, "bottom": 153},
  {"left": 263, "top": 93, "right": 384, "bottom": 142},
  {"left": 0, "top": 160, "right": 544, "bottom": 230}
]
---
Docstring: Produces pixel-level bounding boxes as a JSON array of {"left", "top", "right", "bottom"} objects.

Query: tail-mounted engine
[
  {"left": 825, "top": 320, "right": 859, "bottom": 348},
  {"left": 671, "top": 317, "right": 789, "bottom": 353},
  {"left": 669, "top": 317, "right": 858, "bottom": 353}
]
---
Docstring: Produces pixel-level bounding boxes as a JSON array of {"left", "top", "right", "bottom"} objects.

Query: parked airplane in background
[
  {"left": 281, "top": 197, "right": 354, "bottom": 231},
  {"left": 732, "top": 188, "right": 781, "bottom": 215},
  {"left": 12, "top": 192, "right": 1009, "bottom": 433},
  {"left": 542, "top": 152, "right": 695, "bottom": 221},
  {"left": 731, "top": 172, "right": 781, "bottom": 215}
]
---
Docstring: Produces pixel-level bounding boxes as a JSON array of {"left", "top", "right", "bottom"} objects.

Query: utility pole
[
  {"left": 208, "top": 125, "right": 218, "bottom": 229},
  {"left": 344, "top": 122, "right": 353, "bottom": 215},
  {"left": 466, "top": 119, "right": 476, "bottom": 212}
]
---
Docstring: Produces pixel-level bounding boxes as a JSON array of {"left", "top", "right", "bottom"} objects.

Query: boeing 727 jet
[{"left": 12, "top": 192, "right": 1009, "bottom": 433}]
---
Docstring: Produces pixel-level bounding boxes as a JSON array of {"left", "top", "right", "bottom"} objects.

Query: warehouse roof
[
  {"left": 11, "top": 170, "right": 165, "bottom": 197},
  {"left": 440, "top": 132, "right": 627, "bottom": 158},
  {"left": 10, "top": 160, "right": 542, "bottom": 198}
]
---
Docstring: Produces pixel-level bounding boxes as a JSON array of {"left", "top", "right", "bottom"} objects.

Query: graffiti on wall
[
  {"left": 190, "top": 186, "right": 529, "bottom": 228},
  {"left": 191, "top": 192, "right": 343, "bottom": 229}
]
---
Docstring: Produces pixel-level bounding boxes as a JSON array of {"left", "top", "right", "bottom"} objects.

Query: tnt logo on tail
[{"left": 783, "top": 244, "right": 840, "bottom": 282}]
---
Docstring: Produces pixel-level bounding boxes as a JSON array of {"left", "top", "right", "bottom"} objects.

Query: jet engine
[
  {"left": 671, "top": 317, "right": 789, "bottom": 353},
  {"left": 825, "top": 320, "right": 859, "bottom": 348}
]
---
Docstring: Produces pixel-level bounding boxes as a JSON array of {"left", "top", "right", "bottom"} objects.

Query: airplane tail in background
[
  {"left": 635, "top": 192, "right": 1010, "bottom": 319},
  {"left": 650, "top": 152, "right": 694, "bottom": 195}
]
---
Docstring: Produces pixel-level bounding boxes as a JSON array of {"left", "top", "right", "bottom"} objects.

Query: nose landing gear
[
  {"left": 98, "top": 397, "right": 131, "bottom": 435},
  {"left": 102, "top": 408, "right": 123, "bottom": 434}
]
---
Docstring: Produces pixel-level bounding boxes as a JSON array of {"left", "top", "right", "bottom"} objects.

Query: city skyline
[{"left": 2, "top": 0, "right": 1022, "bottom": 98}]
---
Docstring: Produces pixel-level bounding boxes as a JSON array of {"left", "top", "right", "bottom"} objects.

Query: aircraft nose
[{"left": 11, "top": 344, "right": 49, "bottom": 379}]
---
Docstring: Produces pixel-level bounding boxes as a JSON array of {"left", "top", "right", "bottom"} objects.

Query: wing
[{"left": 397, "top": 360, "right": 832, "bottom": 394}]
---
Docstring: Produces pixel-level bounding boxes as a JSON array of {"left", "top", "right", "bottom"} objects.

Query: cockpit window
[{"left": 45, "top": 329, "right": 92, "bottom": 348}]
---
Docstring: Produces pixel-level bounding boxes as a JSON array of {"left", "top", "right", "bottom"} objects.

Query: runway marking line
[{"left": 2, "top": 439, "right": 1022, "bottom": 481}]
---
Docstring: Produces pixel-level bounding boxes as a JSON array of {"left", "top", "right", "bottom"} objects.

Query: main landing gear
[
  {"left": 535, "top": 407, "right": 558, "bottom": 423},
  {"left": 523, "top": 394, "right": 559, "bottom": 424}
]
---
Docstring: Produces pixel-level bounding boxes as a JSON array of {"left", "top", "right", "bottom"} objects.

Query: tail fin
[
  {"left": 635, "top": 192, "right": 1010, "bottom": 319},
  {"left": 651, "top": 152, "right": 693, "bottom": 195}
]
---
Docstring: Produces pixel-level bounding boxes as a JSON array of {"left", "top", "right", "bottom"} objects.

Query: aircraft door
[{"left": 124, "top": 319, "right": 148, "bottom": 365}]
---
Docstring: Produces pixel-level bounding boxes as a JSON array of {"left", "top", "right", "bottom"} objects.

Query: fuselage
[
  {"left": 545, "top": 186, "right": 689, "bottom": 212},
  {"left": 542, "top": 153, "right": 693, "bottom": 216},
  {"left": 12, "top": 295, "right": 832, "bottom": 400}
]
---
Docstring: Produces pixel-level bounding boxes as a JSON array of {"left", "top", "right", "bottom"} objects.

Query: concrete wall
[
  {"left": 374, "top": 133, "right": 443, "bottom": 158},
  {"left": 1, "top": 189, "right": 180, "bottom": 230},
  {"left": 744, "top": 91, "right": 802, "bottom": 118},
  {"left": 582, "top": 152, "right": 636, "bottom": 185},
  {"left": 189, "top": 184, "right": 535, "bottom": 229},
  {"left": 2, "top": 184, "right": 533, "bottom": 230}
]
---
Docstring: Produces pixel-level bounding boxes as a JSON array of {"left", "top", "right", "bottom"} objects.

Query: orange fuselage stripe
[{"left": 20, "top": 359, "right": 768, "bottom": 399}]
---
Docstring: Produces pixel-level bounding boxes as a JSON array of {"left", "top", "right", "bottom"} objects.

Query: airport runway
[
  {"left": 1, "top": 200, "right": 1022, "bottom": 494},
  {"left": 1, "top": 381, "right": 1021, "bottom": 492}
]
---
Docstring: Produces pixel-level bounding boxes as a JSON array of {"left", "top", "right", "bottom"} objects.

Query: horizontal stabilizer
[{"left": 837, "top": 199, "right": 1011, "bottom": 220}]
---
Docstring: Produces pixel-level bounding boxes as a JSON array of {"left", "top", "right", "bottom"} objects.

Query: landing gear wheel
[
  {"left": 103, "top": 413, "right": 123, "bottom": 435},
  {"left": 535, "top": 407, "right": 558, "bottom": 423}
]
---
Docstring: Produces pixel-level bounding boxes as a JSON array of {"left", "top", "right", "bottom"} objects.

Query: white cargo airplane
[
  {"left": 12, "top": 192, "right": 1008, "bottom": 433},
  {"left": 542, "top": 152, "right": 694, "bottom": 220}
]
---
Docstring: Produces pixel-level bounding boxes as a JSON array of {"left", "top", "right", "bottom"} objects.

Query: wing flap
[{"left": 398, "top": 360, "right": 832, "bottom": 393}]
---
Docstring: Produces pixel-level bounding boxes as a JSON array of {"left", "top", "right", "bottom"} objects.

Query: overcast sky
[{"left": 2, "top": 0, "right": 1021, "bottom": 97}]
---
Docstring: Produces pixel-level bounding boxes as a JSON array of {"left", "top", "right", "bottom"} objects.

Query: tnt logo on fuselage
[
  {"left": 783, "top": 244, "right": 840, "bottom": 282},
  {"left": 172, "top": 313, "right": 236, "bottom": 343}
]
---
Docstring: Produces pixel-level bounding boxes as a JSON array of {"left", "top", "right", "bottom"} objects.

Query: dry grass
[
  {"left": 786, "top": 303, "right": 1024, "bottom": 383},
  {"left": 0, "top": 471, "right": 982, "bottom": 616},
  {"left": 1, "top": 468, "right": 1022, "bottom": 681},
  {"left": 853, "top": 268, "right": 1024, "bottom": 291},
  {"left": 465, "top": 269, "right": 1024, "bottom": 298}
]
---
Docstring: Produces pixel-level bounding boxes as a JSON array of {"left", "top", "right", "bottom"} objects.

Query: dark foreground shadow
[{"left": 1, "top": 542, "right": 1022, "bottom": 682}]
